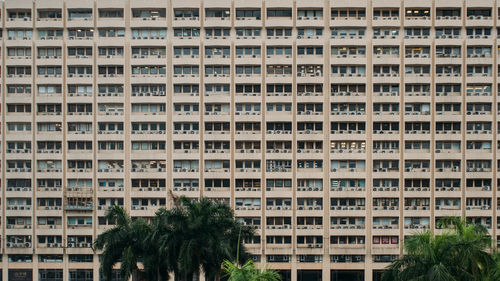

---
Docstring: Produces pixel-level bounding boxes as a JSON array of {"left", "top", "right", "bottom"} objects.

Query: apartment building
[{"left": 1, "top": 0, "right": 499, "bottom": 280}]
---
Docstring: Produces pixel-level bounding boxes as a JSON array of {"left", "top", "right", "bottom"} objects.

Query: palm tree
[
  {"left": 382, "top": 231, "right": 457, "bottom": 281},
  {"left": 382, "top": 217, "right": 495, "bottom": 281},
  {"left": 151, "top": 206, "right": 187, "bottom": 281},
  {"left": 96, "top": 197, "right": 253, "bottom": 281},
  {"left": 439, "top": 217, "right": 493, "bottom": 281},
  {"left": 142, "top": 210, "right": 171, "bottom": 281},
  {"left": 94, "top": 205, "right": 151, "bottom": 281},
  {"left": 486, "top": 251, "right": 500, "bottom": 281},
  {"left": 157, "top": 196, "right": 254, "bottom": 281},
  {"left": 222, "top": 260, "right": 281, "bottom": 281}
]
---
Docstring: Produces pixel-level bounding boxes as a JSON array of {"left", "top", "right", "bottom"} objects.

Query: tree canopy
[
  {"left": 94, "top": 196, "right": 254, "bottom": 281},
  {"left": 382, "top": 217, "right": 500, "bottom": 281}
]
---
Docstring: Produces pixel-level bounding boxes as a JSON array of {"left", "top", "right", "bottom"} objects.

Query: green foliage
[
  {"left": 95, "top": 196, "right": 254, "bottom": 281},
  {"left": 382, "top": 217, "right": 499, "bottom": 281},
  {"left": 223, "top": 260, "right": 281, "bottom": 281},
  {"left": 94, "top": 205, "right": 154, "bottom": 281},
  {"left": 156, "top": 196, "right": 253, "bottom": 280},
  {"left": 488, "top": 252, "right": 500, "bottom": 281}
]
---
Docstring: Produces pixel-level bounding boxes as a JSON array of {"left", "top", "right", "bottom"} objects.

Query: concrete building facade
[{"left": 0, "top": 0, "right": 499, "bottom": 280}]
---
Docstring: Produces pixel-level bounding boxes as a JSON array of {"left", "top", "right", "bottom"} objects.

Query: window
[
  {"left": 205, "top": 65, "right": 231, "bottom": 75},
  {"left": 235, "top": 46, "right": 260, "bottom": 56},
  {"left": 235, "top": 122, "right": 261, "bottom": 132},
  {"left": 98, "top": 66, "right": 123, "bottom": 76},
  {"left": 436, "top": 28, "right": 461, "bottom": 38},
  {"left": 132, "top": 28, "right": 167, "bottom": 39},
  {"left": 7, "top": 123, "right": 31, "bottom": 132},
  {"left": 173, "top": 65, "right": 199, "bottom": 75},
  {"left": 131, "top": 65, "right": 166, "bottom": 76},
  {"left": 68, "top": 122, "right": 92, "bottom": 133},
  {"left": 69, "top": 255, "right": 93, "bottom": 263},
  {"left": 405, "top": 46, "right": 429, "bottom": 57},
  {"left": 38, "top": 47, "right": 62, "bottom": 57},
  {"left": 174, "top": 9, "right": 199, "bottom": 18},
  {"left": 8, "top": 47, "right": 31, "bottom": 57},
  {"left": 404, "top": 28, "right": 430, "bottom": 38},
  {"left": 436, "top": 65, "right": 461, "bottom": 75},
  {"left": 67, "top": 104, "right": 92, "bottom": 115},
  {"left": 8, "top": 84, "right": 32, "bottom": 95},
  {"left": 68, "top": 29, "right": 93, "bottom": 39},
  {"left": 39, "top": 255, "right": 63, "bottom": 262},
  {"left": 266, "top": 160, "right": 292, "bottom": 172},
  {"left": 373, "top": 9, "right": 398, "bottom": 18},
  {"left": 374, "top": 103, "right": 399, "bottom": 113},
  {"left": 68, "top": 9, "right": 92, "bottom": 20},
  {"left": 373, "top": 28, "right": 399, "bottom": 37},
  {"left": 405, "top": 8, "right": 430, "bottom": 18},
  {"left": 131, "top": 47, "right": 165, "bottom": 58},
  {"left": 236, "top": 28, "right": 261, "bottom": 37},
  {"left": 205, "top": 9, "right": 230, "bottom": 18},
  {"left": 267, "top": 9, "right": 292, "bottom": 17},
  {"left": 298, "top": 46, "right": 323, "bottom": 55},
  {"left": 38, "top": 66, "right": 62, "bottom": 77},
  {"left": 266, "top": 179, "right": 292, "bottom": 189},
  {"left": 330, "top": 122, "right": 365, "bottom": 133},
  {"left": 7, "top": 141, "right": 32, "bottom": 152},
  {"left": 266, "top": 65, "right": 291, "bottom": 75},
  {"left": 405, "top": 65, "right": 430, "bottom": 75},
  {"left": 8, "top": 29, "right": 33, "bottom": 39},
  {"left": 236, "top": 9, "right": 261, "bottom": 19},
  {"left": 297, "top": 160, "right": 323, "bottom": 169},
  {"left": 132, "top": 84, "right": 165, "bottom": 96},
  {"left": 38, "top": 10, "right": 62, "bottom": 20},
  {"left": 132, "top": 9, "right": 166, "bottom": 19},
  {"left": 174, "top": 122, "right": 199, "bottom": 132},
  {"left": 266, "top": 84, "right": 292, "bottom": 95},
  {"left": 7, "top": 66, "right": 31, "bottom": 76},
  {"left": 67, "top": 84, "right": 91, "bottom": 97},
  {"left": 297, "top": 28, "right": 322, "bottom": 37},
  {"left": 68, "top": 141, "right": 92, "bottom": 151},
  {"left": 99, "top": 9, "right": 123, "bottom": 18},
  {"left": 205, "top": 28, "right": 230, "bottom": 37},
  {"left": 436, "top": 8, "right": 460, "bottom": 18},
  {"left": 68, "top": 47, "right": 92, "bottom": 57},
  {"left": 98, "top": 122, "right": 124, "bottom": 133},
  {"left": 331, "top": 65, "right": 366, "bottom": 76},
  {"left": 266, "top": 28, "right": 292, "bottom": 37},
  {"left": 174, "top": 104, "right": 199, "bottom": 114},
  {"left": 98, "top": 28, "right": 125, "bottom": 37},
  {"left": 131, "top": 141, "right": 166, "bottom": 151},
  {"left": 467, "top": 8, "right": 491, "bottom": 18},
  {"left": 68, "top": 66, "right": 92, "bottom": 76},
  {"left": 69, "top": 270, "right": 93, "bottom": 281},
  {"left": 7, "top": 104, "right": 31, "bottom": 113},
  {"left": 267, "top": 46, "right": 292, "bottom": 56},
  {"left": 173, "top": 28, "right": 200, "bottom": 37},
  {"left": 468, "top": 46, "right": 491, "bottom": 57},
  {"left": 37, "top": 103, "right": 61, "bottom": 114},
  {"left": 297, "top": 9, "right": 323, "bottom": 18},
  {"left": 131, "top": 103, "right": 166, "bottom": 113},
  {"left": 205, "top": 179, "right": 230, "bottom": 189},
  {"left": 332, "top": 8, "right": 366, "bottom": 18},
  {"left": 436, "top": 84, "right": 461, "bottom": 96},
  {"left": 467, "top": 65, "right": 491, "bottom": 76},
  {"left": 173, "top": 47, "right": 199, "bottom": 57},
  {"left": 173, "top": 179, "right": 199, "bottom": 190},
  {"left": 405, "top": 122, "right": 431, "bottom": 132}
]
